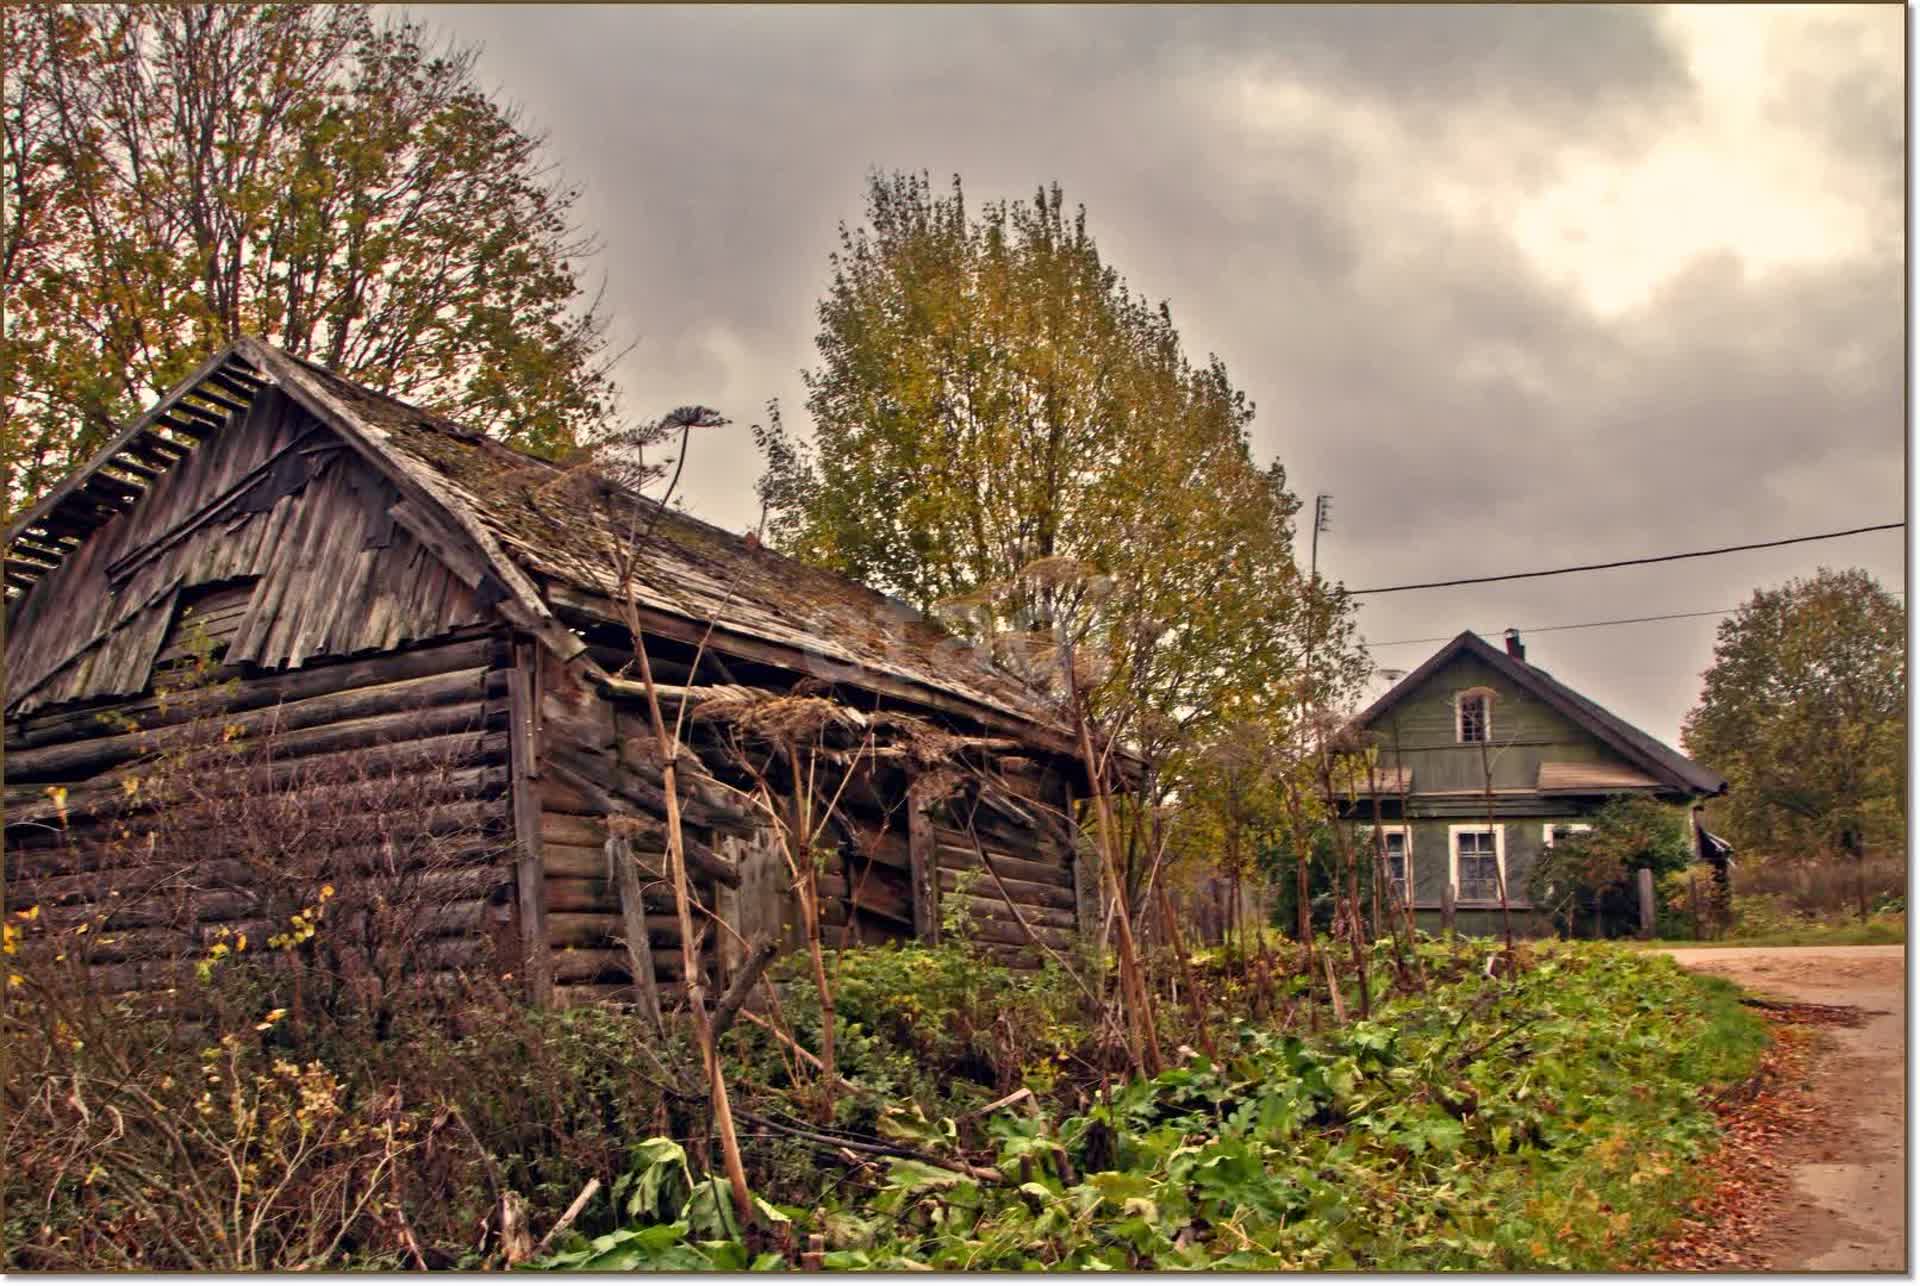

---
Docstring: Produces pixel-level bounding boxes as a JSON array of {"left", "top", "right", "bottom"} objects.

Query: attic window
[{"left": 1457, "top": 688, "right": 1494, "bottom": 743}]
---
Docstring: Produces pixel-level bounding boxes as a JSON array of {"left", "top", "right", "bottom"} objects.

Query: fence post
[
  {"left": 1688, "top": 871, "right": 1704, "bottom": 940},
  {"left": 1440, "top": 883, "right": 1456, "bottom": 938},
  {"left": 1636, "top": 867, "right": 1655, "bottom": 939}
]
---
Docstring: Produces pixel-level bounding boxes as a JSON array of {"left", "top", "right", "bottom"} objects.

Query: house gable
[
  {"left": 5, "top": 386, "right": 494, "bottom": 716},
  {"left": 1352, "top": 631, "right": 1725, "bottom": 799},
  {"left": 1360, "top": 652, "right": 1639, "bottom": 796}
]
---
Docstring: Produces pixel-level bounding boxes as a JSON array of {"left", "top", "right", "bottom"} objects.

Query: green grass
[{"left": 1641, "top": 917, "right": 1906, "bottom": 950}]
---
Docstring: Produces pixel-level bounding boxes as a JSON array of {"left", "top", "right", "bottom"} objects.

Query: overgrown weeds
[
  {"left": 530, "top": 938, "right": 1769, "bottom": 1272},
  {"left": 6, "top": 927, "right": 1768, "bottom": 1271}
]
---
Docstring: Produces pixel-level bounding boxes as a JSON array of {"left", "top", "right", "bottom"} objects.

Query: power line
[
  {"left": 1365, "top": 593, "right": 1909, "bottom": 650},
  {"left": 1366, "top": 608, "right": 1739, "bottom": 649},
  {"left": 1348, "top": 522, "right": 1905, "bottom": 596}
]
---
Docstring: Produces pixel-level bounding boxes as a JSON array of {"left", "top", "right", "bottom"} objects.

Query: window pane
[
  {"left": 1460, "top": 694, "right": 1488, "bottom": 742},
  {"left": 1457, "top": 835, "right": 1500, "bottom": 901}
]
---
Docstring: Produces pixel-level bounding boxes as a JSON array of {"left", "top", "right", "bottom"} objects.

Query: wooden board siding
[
  {"left": 5, "top": 388, "right": 487, "bottom": 716},
  {"left": 4, "top": 633, "right": 517, "bottom": 994},
  {"left": 1363, "top": 655, "right": 1623, "bottom": 795}
]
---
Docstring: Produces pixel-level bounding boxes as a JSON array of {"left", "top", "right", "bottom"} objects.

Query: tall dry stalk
[{"left": 566, "top": 403, "right": 755, "bottom": 1226}]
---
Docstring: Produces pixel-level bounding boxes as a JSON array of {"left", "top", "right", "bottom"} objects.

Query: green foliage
[
  {"left": 1681, "top": 567, "right": 1906, "bottom": 863},
  {"left": 2, "top": 4, "right": 621, "bottom": 512},
  {"left": 542, "top": 941, "right": 1767, "bottom": 1272},
  {"left": 757, "top": 171, "right": 1368, "bottom": 771},
  {"left": 775, "top": 940, "right": 1090, "bottom": 1108},
  {"left": 1528, "top": 798, "right": 1695, "bottom": 937}
]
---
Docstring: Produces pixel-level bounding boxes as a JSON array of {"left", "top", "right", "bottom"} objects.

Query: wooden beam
[
  {"left": 186, "top": 385, "right": 249, "bottom": 415},
  {"left": 611, "top": 833, "right": 665, "bottom": 1030},
  {"left": 204, "top": 368, "right": 263, "bottom": 400},
  {"left": 549, "top": 582, "right": 1082, "bottom": 761},
  {"left": 3, "top": 343, "right": 242, "bottom": 550},
  {"left": 155, "top": 412, "right": 215, "bottom": 440},
  {"left": 507, "top": 638, "right": 555, "bottom": 1006},
  {"left": 907, "top": 773, "right": 940, "bottom": 944}
]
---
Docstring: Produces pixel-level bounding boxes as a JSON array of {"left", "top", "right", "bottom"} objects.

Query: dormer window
[{"left": 1457, "top": 688, "right": 1493, "bottom": 742}]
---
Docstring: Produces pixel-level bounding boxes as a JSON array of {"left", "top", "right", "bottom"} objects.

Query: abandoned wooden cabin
[{"left": 3, "top": 338, "right": 1104, "bottom": 1006}]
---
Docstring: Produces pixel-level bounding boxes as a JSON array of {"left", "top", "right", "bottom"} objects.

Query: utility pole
[{"left": 1311, "top": 494, "right": 1332, "bottom": 581}]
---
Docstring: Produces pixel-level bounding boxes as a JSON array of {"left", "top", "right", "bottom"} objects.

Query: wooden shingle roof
[{"left": 6, "top": 339, "right": 1079, "bottom": 752}]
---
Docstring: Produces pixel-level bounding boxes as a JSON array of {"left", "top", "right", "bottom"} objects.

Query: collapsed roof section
[{"left": 4, "top": 337, "right": 1081, "bottom": 757}]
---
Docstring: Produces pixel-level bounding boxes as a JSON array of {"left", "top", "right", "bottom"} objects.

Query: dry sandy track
[{"left": 1659, "top": 944, "right": 1906, "bottom": 1272}]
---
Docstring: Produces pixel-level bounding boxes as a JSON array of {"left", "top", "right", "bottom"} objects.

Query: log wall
[{"left": 4, "top": 632, "right": 518, "bottom": 995}]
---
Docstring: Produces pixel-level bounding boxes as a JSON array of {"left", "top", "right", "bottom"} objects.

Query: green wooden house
[{"left": 1335, "top": 629, "right": 1726, "bottom": 935}]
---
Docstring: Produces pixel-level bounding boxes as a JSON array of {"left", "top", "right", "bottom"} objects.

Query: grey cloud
[{"left": 417, "top": 3, "right": 1900, "bottom": 745}]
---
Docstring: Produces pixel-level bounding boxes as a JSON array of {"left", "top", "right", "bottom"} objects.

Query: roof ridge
[{"left": 1352, "top": 629, "right": 1724, "bottom": 796}]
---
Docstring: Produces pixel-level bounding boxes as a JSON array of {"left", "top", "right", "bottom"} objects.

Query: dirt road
[{"left": 1660, "top": 945, "right": 1906, "bottom": 1272}]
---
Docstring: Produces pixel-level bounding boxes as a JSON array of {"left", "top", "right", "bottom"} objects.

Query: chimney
[{"left": 1504, "top": 628, "right": 1525, "bottom": 661}]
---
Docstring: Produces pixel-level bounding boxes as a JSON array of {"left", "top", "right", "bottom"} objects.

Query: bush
[{"left": 2, "top": 906, "right": 685, "bottom": 1270}]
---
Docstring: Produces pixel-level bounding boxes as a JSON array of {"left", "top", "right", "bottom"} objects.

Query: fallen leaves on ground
[{"left": 1647, "top": 1004, "right": 1861, "bottom": 1271}]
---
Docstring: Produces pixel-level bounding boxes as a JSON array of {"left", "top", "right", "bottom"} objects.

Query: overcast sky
[{"left": 428, "top": 3, "right": 1905, "bottom": 750}]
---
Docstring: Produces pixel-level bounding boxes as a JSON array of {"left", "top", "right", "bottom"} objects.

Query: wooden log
[
  {"left": 933, "top": 843, "right": 1073, "bottom": 891},
  {"left": 8, "top": 669, "right": 497, "bottom": 781},
  {"left": 542, "top": 811, "right": 610, "bottom": 848},
  {"left": 7, "top": 635, "right": 498, "bottom": 751},
  {"left": 947, "top": 893, "right": 1077, "bottom": 933},
  {"left": 542, "top": 752, "right": 741, "bottom": 888},
  {"left": 7, "top": 855, "right": 506, "bottom": 916},
  {"left": 937, "top": 866, "right": 1076, "bottom": 912},
  {"left": 540, "top": 809, "right": 727, "bottom": 877},
  {"left": 963, "top": 918, "right": 1076, "bottom": 951},
  {"left": 544, "top": 874, "right": 677, "bottom": 914},
  {"left": 550, "top": 946, "right": 684, "bottom": 985},
  {"left": 547, "top": 911, "right": 685, "bottom": 949},
  {"left": 539, "top": 843, "right": 606, "bottom": 881},
  {"left": 9, "top": 793, "right": 507, "bottom": 877},
  {"left": 5, "top": 731, "right": 507, "bottom": 828}
]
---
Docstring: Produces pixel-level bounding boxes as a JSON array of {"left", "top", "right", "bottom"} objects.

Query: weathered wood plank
[
  {"left": 611, "top": 835, "right": 665, "bottom": 1027},
  {"left": 937, "top": 866, "right": 1076, "bottom": 912},
  {"left": 907, "top": 774, "right": 940, "bottom": 944},
  {"left": 507, "top": 638, "right": 554, "bottom": 1006},
  {"left": 934, "top": 842, "right": 1074, "bottom": 892}
]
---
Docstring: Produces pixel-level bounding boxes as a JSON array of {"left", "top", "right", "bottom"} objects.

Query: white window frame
[
  {"left": 1455, "top": 687, "right": 1495, "bottom": 743},
  {"left": 1371, "top": 823, "right": 1414, "bottom": 908},
  {"left": 1448, "top": 823, "right": 1508, "bottom": 904},
  {"left": 1541, "top": 822, "right": 1593, "bottom": 848}
]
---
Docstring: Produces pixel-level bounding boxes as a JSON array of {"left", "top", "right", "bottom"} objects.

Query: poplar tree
[{"left": 758, "top": 172, "right": 1368, "bottom": 900}]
